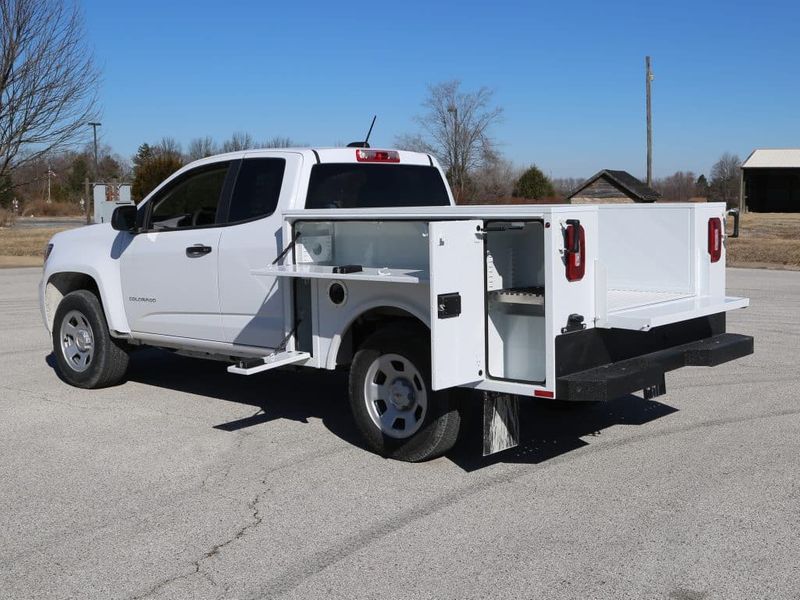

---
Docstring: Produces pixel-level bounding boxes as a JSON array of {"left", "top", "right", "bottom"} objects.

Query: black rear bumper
[{"left": 556, "top": 332, "right": 754, "bottom": 402}]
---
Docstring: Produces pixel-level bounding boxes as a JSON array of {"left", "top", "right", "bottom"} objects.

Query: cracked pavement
[{"left": 1, "top": 267, "right": 799, "bottom": 599}]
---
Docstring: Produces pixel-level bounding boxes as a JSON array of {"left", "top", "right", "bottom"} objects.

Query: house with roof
[
  {"left": 740, "top": 149, "right": 800, "bottom": 212},
  {"left": 565, "top": 170, "right": 661, "bottom": 204}
]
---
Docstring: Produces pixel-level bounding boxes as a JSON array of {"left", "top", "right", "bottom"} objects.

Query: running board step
[{"left": 227, "top": 351, "right": 310, "bottom": 375}]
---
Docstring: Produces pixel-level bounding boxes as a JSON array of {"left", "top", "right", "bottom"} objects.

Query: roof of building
[
  {"left": 566, "top": 169, "right": 662, "bottom": 202},
  {"left": 741, "top": 148, "right": 800, "bottom": 169}
]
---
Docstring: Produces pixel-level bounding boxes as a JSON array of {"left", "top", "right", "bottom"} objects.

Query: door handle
[{"left": 186, "top": 244, "right": 212, "bottom": 257}]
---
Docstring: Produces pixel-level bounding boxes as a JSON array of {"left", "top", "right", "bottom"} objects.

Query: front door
[{"left": 121, "top": 161, "right": 231, "bottom": 341}]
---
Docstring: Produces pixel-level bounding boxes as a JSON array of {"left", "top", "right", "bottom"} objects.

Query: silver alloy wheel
[
  {"left": 59, "top": 309, "right": 95, "bottom": 373},
  {"left": 364, "top": 353, "right": 428, "bottom": 439}
]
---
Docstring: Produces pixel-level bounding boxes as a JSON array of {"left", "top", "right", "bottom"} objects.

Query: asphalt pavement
[{"left": 0, "top": 267, "right": 797, "bottom": 600}]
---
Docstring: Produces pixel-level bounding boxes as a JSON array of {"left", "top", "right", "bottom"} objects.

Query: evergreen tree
[
  {"left": 131, "top": 142, "right": 182, "bottom": 202},
  {"left": 695, "top": 174, "right": 710, "bottom": 197},
  {"left": 513, "top": 165, "right": 555, "bottom": 199}
]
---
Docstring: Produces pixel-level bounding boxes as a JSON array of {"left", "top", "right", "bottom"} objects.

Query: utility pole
[
  {"left": 88, "top": 122, "right": 101, "bottom": 224},
  {"left": 88, "top": 121, "right": 101, "bottom": 179},
  {"left": 645, "top": 56, "right": 653, "bottom": 186},
  {"left": 84, "top": 177, "right": 91, "bottom": 225}
]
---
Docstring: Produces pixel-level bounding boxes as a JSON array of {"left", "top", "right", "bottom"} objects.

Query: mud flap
[{"left": 482, "top": 392, "right": 520, "bottom": 456}]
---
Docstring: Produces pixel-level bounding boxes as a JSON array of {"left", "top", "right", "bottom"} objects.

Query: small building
[
  {"left": 566, "top": 169, "right": 661, "bottom": 204},
  {"left": 740, "top": 149, "right": 800, "bottom": 212}
]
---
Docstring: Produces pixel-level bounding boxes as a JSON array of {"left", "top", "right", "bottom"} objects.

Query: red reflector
[
  {"left": 534, "top": 390, "right": 554, "bottom": 398},
  {"left": 355, "top": 149, "right": 400, "bottom": 163},
  {"left": 708, "top": 217, "right": 722, "bottom": 263},
  {"left": 565, "top": 221, "right": 585, "bottom": 282}
]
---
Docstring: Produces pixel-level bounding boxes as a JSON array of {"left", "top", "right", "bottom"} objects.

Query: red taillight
[
  {"left": 565, "top": 220, "right": 585, "bottom": 282},
  {"left": 708, "top": 217, "right": 722, "bottom": 263},
  {"left": 355, "top": 149, "right": 400, "bottom": 163}
]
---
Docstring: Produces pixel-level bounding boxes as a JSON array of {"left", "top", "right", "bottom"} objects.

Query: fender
[
  {"left": 41, "top": 224, "right": 132, "bottom": 335},
  {"left": 322, "top": 294, "right": 431, "bottom": 370}
]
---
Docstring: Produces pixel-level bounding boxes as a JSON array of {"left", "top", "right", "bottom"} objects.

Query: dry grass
[
  {"left": 0, "top": 213, "right": 797, "bottom": 271},
  {"left": 727, "top": 213, "right": 800, "bottom": 269},
  {"left": 0, "top": 227, "right": 68, "bottom": 257},
  {"left": 22, "top": 199, "right": 83, "bottom": 217}
]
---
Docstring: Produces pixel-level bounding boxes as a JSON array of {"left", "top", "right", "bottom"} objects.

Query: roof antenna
[{"left": 347, "top": 115, "right": 377, "bottom": 148}]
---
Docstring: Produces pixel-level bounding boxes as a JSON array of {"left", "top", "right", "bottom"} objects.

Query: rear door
[
  {"left": 217, "top": 154, "right": 298, "bottom": 347},
  {"left": 428, "top": 220, "right": 485, "bottom": 390}
]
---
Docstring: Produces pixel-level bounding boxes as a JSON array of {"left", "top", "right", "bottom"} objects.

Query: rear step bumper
[{"left": 556, "top": 333, "right": 754, "bottom": 402}]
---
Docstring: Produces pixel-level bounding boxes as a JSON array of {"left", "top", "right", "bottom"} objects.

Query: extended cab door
[
  {"left": 428, "top": 220, "right": 485, "bottom": 390},
  {"left": 120, "top": 161, "right": 232, "bottom": 341},
  {"left": 217, "top": 154, "right": 300, "bottom": 348}
]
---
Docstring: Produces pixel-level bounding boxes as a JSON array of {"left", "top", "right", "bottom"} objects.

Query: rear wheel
[
  {"left": 52, "top": 290, "right": 129, "bottom": 388},
  {"left": 348, "top": 326, "right": 460, "bottom": 462}
]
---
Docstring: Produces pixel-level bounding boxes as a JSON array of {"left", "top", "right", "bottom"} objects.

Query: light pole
[
  {"left": 87, "top": 122, "right": 101, "bottom": 180},
  {"left": 447, "top": 105, "right": 459, "bottom": 201},
  {"left": 46, "top": 163, "right": 54, "bottom": 204},
  {"left": 645, "top": 57, "right": 653, "bottom": 186}
]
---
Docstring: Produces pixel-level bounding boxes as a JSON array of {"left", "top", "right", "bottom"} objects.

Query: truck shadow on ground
[{"left": 48, "top": 348, "right": 678, "bottom": 472}]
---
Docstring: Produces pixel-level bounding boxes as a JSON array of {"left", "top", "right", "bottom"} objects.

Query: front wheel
[
  {"left": 348, "top": 326, "right": 460, "bottom": 462},
  {"left": 52, "top": 290, "right": 130, "bottom": 388}
]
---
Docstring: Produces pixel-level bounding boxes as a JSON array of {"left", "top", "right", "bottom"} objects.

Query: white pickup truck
[{"left": 40, "top": 147, "right": 753, "bottom": 461}]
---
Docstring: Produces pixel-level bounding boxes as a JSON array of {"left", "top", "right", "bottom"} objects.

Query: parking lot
[{"left": 1, "top": 266, "right": 798, "bottom": 600}]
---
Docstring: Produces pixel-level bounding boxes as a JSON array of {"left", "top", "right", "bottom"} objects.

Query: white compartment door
[{"left": 428, "top": 220, "right": 485, "bottom": 390}]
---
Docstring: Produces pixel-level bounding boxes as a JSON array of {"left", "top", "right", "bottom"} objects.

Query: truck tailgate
[{"left": 605, "top": 293, "right": 749, "bottom": 331}]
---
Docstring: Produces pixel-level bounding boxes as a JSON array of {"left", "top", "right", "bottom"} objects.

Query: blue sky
[{"left": 81, "top": 0, "right": 800, "bottom": 179}]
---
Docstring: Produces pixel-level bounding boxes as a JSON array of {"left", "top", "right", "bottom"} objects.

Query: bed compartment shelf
[
  {"left": 251, "top": 264, "right": 427, "bottom": 284},
  {"left": 488, "top": 286, "right": 545, "bottom": 305}
]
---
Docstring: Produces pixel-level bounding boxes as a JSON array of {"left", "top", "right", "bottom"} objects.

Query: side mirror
[{"left": 111, "top": 205, "right": 138, "bottom": 232}]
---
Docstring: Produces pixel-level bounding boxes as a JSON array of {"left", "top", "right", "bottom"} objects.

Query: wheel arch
[
  {"left": 327, "top": 302, "right": 430, "bottom": 370},
  {"left": 44, "top": 270, "right": 128, "bottom": 336}
]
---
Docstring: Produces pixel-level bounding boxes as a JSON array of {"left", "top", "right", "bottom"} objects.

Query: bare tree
[
  {"left": 710, "top": 152, "right": 741, "bottom": 208},
  {"left": 221, "top": 131, "right": 255, "bottom": 153},
  {"left": 552, "top": 177, "right": 584, "bottom": 197},
  {"left": 468, "top": 158, "right": 520, "bottom": 204},
  {"left": 653, "top": 171, "right": 696, "bottom": 202},
  {"left": 396, "top": 80, "right": 503, "bottom": 202},
  {"left": 156, "top": 137, "right": 183, "bottom": 158},
  {"left": 262, "top": 136, "right": 300, "bottom": 148},
  {"left": 0, "top": 0, "right": 99, "bottom": 193},
  {"left": 187, "top": 136, "right": 217, "bottom": 161}
]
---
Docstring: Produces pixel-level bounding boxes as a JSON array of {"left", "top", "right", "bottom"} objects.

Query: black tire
[
  {"left": 52, "top": 290, "right": 129, "bottom": 388},
  {"left": 348, "top": 325, "right": 460, "bottom": 462}
]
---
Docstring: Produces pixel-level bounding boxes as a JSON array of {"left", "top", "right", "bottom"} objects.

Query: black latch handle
[
  {"left": 186, "top": 244, "right": 212, "bottom": 257},
  {"left": 565, "top": 219, "right": 581, "bottom": 254}
]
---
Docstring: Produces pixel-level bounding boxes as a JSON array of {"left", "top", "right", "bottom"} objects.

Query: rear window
[
  {"left": 305, "top": 164, "right": 450, "bottom": 209},
  {"left": 227, "top": 158, "right": 285, "bottom": 223}
]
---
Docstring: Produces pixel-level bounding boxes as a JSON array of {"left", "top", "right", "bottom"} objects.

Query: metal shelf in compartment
[{"left": 488, "top": 286, "right": 545, "bottom": 305}]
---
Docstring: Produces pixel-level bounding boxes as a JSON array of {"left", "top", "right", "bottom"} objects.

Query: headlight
[{"left": 44, "top": 243, "right": 54, "bottom": 261}]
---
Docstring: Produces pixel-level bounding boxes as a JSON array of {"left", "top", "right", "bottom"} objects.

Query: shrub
[
  {"left": 513, "top": 165, "right": 555, "bottom": 199},
  {"left": 0, "top": 207, "right": 9, "bottom": 227}
]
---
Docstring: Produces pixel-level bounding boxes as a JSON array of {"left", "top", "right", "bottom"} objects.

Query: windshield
[{"left": 305, "top": 164, "right": 451, "bottom": 209}]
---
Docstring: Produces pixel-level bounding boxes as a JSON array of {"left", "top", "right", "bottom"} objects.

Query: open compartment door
[{"left": 428, "top": 220, "right": 485, "bottom": 390}]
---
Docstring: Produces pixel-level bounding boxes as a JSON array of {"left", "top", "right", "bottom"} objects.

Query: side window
[
  {"left": 149, "top": 163, "right": 229, "bottom": 230},
  {"left": 227, "top": 158, "right": 286, "bottom": 223}
]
